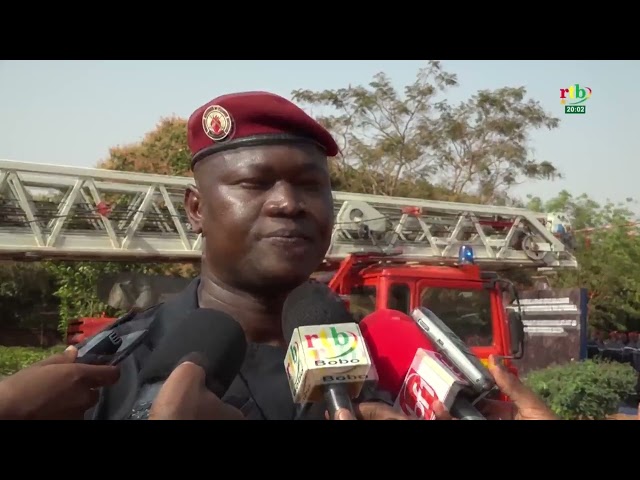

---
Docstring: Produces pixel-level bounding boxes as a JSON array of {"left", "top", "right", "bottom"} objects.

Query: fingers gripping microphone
[
  {"left": 359, "top": 309, "right": 486, "bottom": 420},
  {"left": 282, "top": 282, "right": 373, "bottom": 420},
  {"left": 127, "top": 308, "right": 247, "bottom": 420}
]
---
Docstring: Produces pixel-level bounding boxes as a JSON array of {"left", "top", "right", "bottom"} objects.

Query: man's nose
[{"left": 263, "top": 182, "right": 304, "bottom": 217}]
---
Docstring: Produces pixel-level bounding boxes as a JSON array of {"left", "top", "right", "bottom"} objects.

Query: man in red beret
[{"left": 81, "top": 91, "right": 407, "bottom": 420}]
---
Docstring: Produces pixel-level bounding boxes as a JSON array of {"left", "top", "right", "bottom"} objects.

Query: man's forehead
[{"left": 197, "top": 143, "right": 328, "bottom": 175}]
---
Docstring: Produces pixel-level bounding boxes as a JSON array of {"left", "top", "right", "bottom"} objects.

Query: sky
[{"left": 0, "top": 60, "right": 638, "bottom": 207}]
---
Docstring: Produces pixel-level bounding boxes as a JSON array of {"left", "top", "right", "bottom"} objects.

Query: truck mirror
[{"left": 508, "top": 310, "right": 525, "bottom": 359}]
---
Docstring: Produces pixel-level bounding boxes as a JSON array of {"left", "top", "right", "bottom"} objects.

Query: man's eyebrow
[{"left": 296, "top": 161, "right": 327, "bottom": 175}]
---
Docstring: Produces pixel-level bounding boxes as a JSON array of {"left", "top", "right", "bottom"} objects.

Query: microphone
[
  {"left": 359, "top": 309, "right": 487, "bottom": 420},
  {"left": 127, "top": 308, "right": 247, "bottom": 420},
  {"left": 282, "top": 282, "right": 374, "bottom": 420}
]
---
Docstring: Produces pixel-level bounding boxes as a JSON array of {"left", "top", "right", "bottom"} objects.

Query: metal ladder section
[{"left": 0, "top": 159, "right": 578, "bottom": 268}]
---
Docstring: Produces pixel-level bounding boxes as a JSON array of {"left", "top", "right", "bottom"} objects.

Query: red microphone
[{"left": 360, "top": 309, "right": 486, "bottom": 420}]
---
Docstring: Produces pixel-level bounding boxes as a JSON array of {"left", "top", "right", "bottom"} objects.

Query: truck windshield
[
  {"left": 419, "top": 287, "right": 493, "bottom": 347},
  {"left": 348, "top": 285, "right": 377, "bottom": 322}
]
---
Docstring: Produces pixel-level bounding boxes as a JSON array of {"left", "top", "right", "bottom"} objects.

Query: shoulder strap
[
  {"left": 85, "top": 278, "right": 201, "bottom": 420},
  {"left": 84, "top": 305, "right": 163, "bottom": 420}
]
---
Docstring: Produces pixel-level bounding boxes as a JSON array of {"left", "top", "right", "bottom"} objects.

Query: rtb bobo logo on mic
[{"left": 284, "top": 324, "right": 373, "bottom": 403}]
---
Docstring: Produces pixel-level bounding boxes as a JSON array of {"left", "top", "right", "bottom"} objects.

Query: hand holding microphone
[
  {"left": 281, "top": 282, "right": 370, "bottom": 420},
  {"left": 128, "top": 308, "right": 247, "bottom": 420},
  {"left": 149, "top": 354, "right": 245, "bottom": 420},
  {"left": 0, "top": 346, "right": 120, "bottom": 420},
  {"left": 282, "top": 282, "right": 403, "bottom": 421},
  {"left": 325, "top": 401, "right": 409, "bottom": 420},
  {"left": 435, "top": 355, "right": 558, "bottom": 421},
  {"left": 359, "top": 308, "right": 481, "bottom": 420},
  {"left": 359, "top": 308, "right": 557, "bottom": 421},
  {"left": 412, "top": 306, "right": 556, "bottom": 420}
]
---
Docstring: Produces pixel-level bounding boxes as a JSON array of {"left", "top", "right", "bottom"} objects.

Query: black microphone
[
  {"left": 127, "top": 308, "right": 247, "bottom": 420},
  {"left": 450, "top": 398, "right": 486, "bottom": 420},
  {"left": 282, "top": 282, "right": 374, "bottom": 420}
]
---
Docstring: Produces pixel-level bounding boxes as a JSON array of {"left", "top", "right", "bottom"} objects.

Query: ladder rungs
[{"left": 0, "top": 159, "right": 579, "bottom": 269}]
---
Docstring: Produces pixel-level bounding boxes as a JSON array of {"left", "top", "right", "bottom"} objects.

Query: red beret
[{"left": 187, "top": 91, "right": 339, "bottom": 168}]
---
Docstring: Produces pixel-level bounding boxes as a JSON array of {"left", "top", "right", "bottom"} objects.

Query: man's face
[{"left": 186, "top": 143, "right": 334, "bottom": 293}]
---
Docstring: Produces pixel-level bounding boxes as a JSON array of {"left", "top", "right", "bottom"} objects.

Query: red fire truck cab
[{"left": 323, "top": 251, "right": 525, "bottom": 374}]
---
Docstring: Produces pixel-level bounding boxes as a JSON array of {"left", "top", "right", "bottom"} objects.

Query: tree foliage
[
  {"left": 44, "top": 261, "right": 166, "bottom": 335},
  {"left": 292, "top": 60, "right": 561, "bottom": 203},
  {"left": 526, "top": 190, "right": 636, "bottom": 231},
  {"left": 0, "top": 261, "right": 58, "bottom": 329},
  {"left": 99, "top": 116, "right": 192, "bottom": 176},
  {"left": 528, "top": 191, "right": 640, "bottom": 331}
]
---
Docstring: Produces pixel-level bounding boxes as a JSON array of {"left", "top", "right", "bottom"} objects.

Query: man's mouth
[{"left": 263, "top": 229, "right": 312, "bottom": 241}]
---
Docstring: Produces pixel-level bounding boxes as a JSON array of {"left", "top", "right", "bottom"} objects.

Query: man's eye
[{"left": 239, "top": 181, "right": 271, "bottom": 189}]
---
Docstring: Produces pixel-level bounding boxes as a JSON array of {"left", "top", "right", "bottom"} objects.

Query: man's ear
[{"left": 184, "top": 185, "right": 203, "bottom": 234}]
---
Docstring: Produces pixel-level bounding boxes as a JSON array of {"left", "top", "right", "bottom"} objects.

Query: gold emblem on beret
[{"left": 202, "top": 105, "right": 233, "bottom": 142}]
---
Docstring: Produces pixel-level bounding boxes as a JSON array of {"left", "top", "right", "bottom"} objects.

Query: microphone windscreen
[
  {"left": 138, "top": 308, "right": 247, "bottom": 396},
  {"left": 359, "top": 309, "right": 436, "bottom": 396},
  {"left": 281, "top": 281, "right": 353, "bottom": 341}
]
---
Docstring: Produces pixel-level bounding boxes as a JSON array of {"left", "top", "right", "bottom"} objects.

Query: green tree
[
  {"left": 525, "top": 190, "right": 636, "bottom": 231},
  {"left": 528, "top": 191, "right": 640, "bottom": 331},
  {"left": 0, "top": 261, "right": 58, "bottom": 330},
  {"left": 294, "top": 61, "right": 457, "bottom": 197},
  {"left": 431, "top": 87, "right": 560, "bottom": 203},
  {"left": 292, "top": 60, "right": 561, "bottom": 202},
  {"left": 99, "top": 116, "right": 192, "bottom": 176}
]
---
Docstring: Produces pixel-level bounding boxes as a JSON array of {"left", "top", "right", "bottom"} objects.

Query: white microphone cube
[{"left": 284, "top": 323, "right": 373, "bottom": 404}]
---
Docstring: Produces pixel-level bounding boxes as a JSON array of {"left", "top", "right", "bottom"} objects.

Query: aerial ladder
[{"left": 0, "top": 159, "right": 578, "bottom": 270}]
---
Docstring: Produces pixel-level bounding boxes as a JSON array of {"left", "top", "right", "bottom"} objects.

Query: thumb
[
  {"left": 487, "top": 355, "right": 531, "bottom": 405},
  {"left": 33, "top": 346, "right": 77, "bottom": 367},
  {"left": 334, "top": 408, "right": 356, "bottom": 420},
  {"left": 64, "top": 346, "right": 78, "bottom": 360}
]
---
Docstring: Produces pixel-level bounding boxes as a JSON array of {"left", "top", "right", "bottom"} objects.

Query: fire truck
[{"left": 0, "top": 159, "right": 578, "bottom": 372}]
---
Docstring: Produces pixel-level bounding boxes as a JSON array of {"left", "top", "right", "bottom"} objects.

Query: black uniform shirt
[{"left": 86, "top": 277, "right": 393, "bottom": 420}]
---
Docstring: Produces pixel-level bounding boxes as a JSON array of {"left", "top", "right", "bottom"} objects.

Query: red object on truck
[{"left": 66, "top": 313, "right": 116, "bottom": 345}]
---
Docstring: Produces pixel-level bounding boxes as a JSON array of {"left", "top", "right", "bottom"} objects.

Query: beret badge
[{"left": 202, "top": 105, "right": 234, "bottom": 142}]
